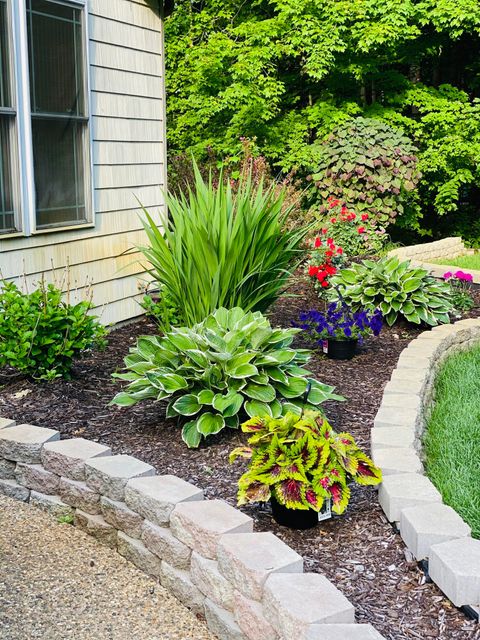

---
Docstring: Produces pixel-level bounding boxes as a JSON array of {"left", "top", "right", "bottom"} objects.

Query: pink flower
[
  {"left": 443, "top": 271, "right": 453, "bottom": 280},
  {"left": 455, "top": 270, "right": 473, "bottom": 282}
]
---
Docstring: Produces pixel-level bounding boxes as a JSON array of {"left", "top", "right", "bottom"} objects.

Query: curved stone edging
[
  {"left": 0, "top": 421, "right": 387, "bottom": 640},
  {"left": 372, "top": 318, "right": 480, "bottom": 608}
]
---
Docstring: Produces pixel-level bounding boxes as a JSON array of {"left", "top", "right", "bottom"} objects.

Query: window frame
[{"left": 2, "top": 0, "right": 94, "bottom": 238}]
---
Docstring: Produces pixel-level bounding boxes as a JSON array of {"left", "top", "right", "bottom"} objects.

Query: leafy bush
[
  {"left": 230, "top": 410, "right": 382, "bottom": 514},
  {"left": 309, "top": 118, "right": 420, "bottom": 225},
  {"left": 139, "top": 162, "right": 308, "bottom": 327},
  {"left": 112, "top": 307, "right": 343, "bottom": 448},
  {"left": 0, "top": 280, "right": 106, "bottom": 379},
  {"left": 140, "top": 289, "right": 182, "bottom": 332},
  {"left": 330, "top": 256, "right": 454, "bottom": 326},
  {"left": 443, "top": 271, "right": 475, "bottom": 313}
]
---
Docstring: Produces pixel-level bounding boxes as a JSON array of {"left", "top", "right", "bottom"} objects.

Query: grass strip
[{"left": 431, "top": 254, "right": 480, "bottom": 271}]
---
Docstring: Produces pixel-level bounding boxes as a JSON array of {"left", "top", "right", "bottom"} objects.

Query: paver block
[
  {"left": 372, "top": 448, "right": 423, "bottom": 476},
  {"left": 429, "top": 538, "right": 480, "bottom": 606},
  {"left": 395, "top": 356, "right": 433, "bottom": 370},
  {"left": 370, "top": 428, "right": 416, "bottom": 451},
  {"left": 233, "top": 591, "right": 278, "bottom": 640},
  {"left": 142, "top": 520, "right": 191, "bottom": 569},
  {"left": 42, "top": 438, "right": 111, "bottom": 481},
  {"left": 15, "top": 463, "right": 60, "bottom": 495},
  {"left": 160, "top": 561, "right": 205, "bottom": 615},
  {"left": 382, "top": 379, "right": 424, "bottom": 396},
  {"left": 125, "top": 475, "right": 203, "bottom": 527},
  {"left": 0, "top": 478, "right": 30, "bottom": 502},
  {"left": 378, "top": 473, "right": 442, "bottom": 522},
  {"left": 205, "top": 599, "right": 247, "bottom": 640},
  {"left": 191, "top": 551, "right": 236, "bottom": 610},
  {"left": 171, "top": 499, "right": 253, "bottom": 559},
  {"left": 217, "top": 532, "right": 303, "bottom": 600},
  {"left": 304, "top": 624, "right": 386, "bottom": 640},
  {"left": 30, "top": 491, "right": 75, "bottom": 519},
  {"left": 373, "top": 406, "right": 418, "bottom": 429},
  {"left": 400, "top": 503, "right": 471, "bottom": 560},
  {"left": 0, "top": 458, "right": 16, "bottom": 479},
  {"left": 263, "top": 573, "right": 355, "bottom": 640},
  {"left": 59, "top": 477, "right": 101, "bottom": 514},
  {"left": 380, "top": 393, "right": 422, "bottom": 411},
  {"left": 0, "top": 424, "right": 59, "bottom": 463},
  {"left": 117, "top": 531, "right": 162, "bottom": 578},
  {"left": 74, "top": 510, "right": 117, "bottom": 549},
  {"left": 390, "top": 367, "right": 429, "bottom": 384},
  {"left": 101, "top": 496, "right": 144, "bottom": 538},
  {"left": 85, "top": 454, "right": 155, "bottom": 501},
  {"left": 0, "top": 418, "right": 15, "bottom": 429}
]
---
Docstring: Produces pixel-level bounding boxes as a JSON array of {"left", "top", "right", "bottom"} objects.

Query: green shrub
[
  {"left": 0, "top": 280, "right": 106, "bottom": 379},
  {"left": 112, "top": 307, "right": 343, "bottom": 448},
  {"left": 140, "top": 289, "right": 182, "bottom": 332},
  {"left": 308, "top": 118, "right": 420, "bottom": 225},
  {"left": 139, "top": 162, "right": 308, "bottom": 327},
  {"left": 330, "top": 256, "right": 454, "bottom": 326}
]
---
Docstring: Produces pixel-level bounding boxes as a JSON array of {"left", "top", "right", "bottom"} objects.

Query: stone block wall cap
[
  {"left": 85, "top": 454, "right": 155, "bottom": 478},
  {"left": 42, "top": 438, "right": 112, "bottom": 479},
  {"left": 430, "top": 537, "right": 480, "bottom": 576},
  {"left": 126, "top": 473, "right": 203, "bottom": 501},
  {"left": 429, "top": 537, "right": 480, "bottom": 606},
  {"left": 304, "top": 623, "right": 387, "bottom": 640},
  {"left": 0, "top": 418, "right": 15, "bottom": 429},
  {"left": 0, "top": 424, "right": 60, "bottom": 444}
]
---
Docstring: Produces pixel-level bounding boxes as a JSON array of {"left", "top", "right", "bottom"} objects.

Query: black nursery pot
[
  {"left": 325, "top": 338, "right": 358, "bottom": 360},
  {"left": 270, "top": 497, "right": 319, "bottom": 530}
]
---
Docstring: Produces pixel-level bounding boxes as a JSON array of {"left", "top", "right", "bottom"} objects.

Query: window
[{"left": 0, "top": 0, "right": 91, "bottom": 236}]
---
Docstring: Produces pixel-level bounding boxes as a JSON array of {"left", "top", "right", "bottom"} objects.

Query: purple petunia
[{"left": 295, "top": 302, "right": 383, "bottom": 344}]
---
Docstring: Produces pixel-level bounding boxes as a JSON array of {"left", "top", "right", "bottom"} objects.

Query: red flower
[
  {"left": 348, "top": 213, "right": 356, "bottom": 221},
  {"left": 308, "top": 266, "right": 319, "bottom": 277},
  {"left": 321, "top": 281, "right": 329, "bottom": 288},
  {"left": 337, "top": 247, "right": 343, "bottom": 255},
  {"left": 330, "top": 218, "right": 337, "bottom": 224},
  {"left": 326, "top": 237, "right": 334, "bottom": 245},
  {"left": 325, "top": 250, "right": 333, "bottom": 258},
  {"left": 321, "top": 228, "right": 328, "bottom": 234},
  {"left": 357, "top": 226, "right": 366, "bottom": 234},
  {"left": 314, "top": 237, "right": 322, "bottom": 248},
  {"left": 361, "top": 213, "right": 369, "bottom": 221}
]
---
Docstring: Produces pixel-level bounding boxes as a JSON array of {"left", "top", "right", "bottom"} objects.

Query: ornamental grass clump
[
  {"left": 296, "top": 302, "right": 383, "bottom": 343},
  {"left": 230, "top": 410, "right": 382, "bottom": 514},
  {"left": 112, "top": 307, "right": 343, "bottom": 448}
]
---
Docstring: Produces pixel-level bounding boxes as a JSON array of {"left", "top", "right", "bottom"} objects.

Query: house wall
[{"left": 0, "top": 0, "right": 167, "bottom": 326}]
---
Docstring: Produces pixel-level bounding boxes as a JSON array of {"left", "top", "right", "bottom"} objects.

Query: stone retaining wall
[
  {"left": 372, "top": 318, "right": 480, "bottom": 609},
  {"left": 0, "top": 419, "right": 386, "bottom": 640}
]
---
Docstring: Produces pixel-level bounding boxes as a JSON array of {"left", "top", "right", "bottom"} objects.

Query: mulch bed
[{"left": 1, "top": 279, "right": 480, "bottom": 640}]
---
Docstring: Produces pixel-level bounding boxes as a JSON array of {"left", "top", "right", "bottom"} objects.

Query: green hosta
[
  {"left": 330, "top": 256, "right": 454, "bottom": 326},
  {"left": 230, "top": 411, "right": 382, "bottom": 515},
  {"left": 112, "top": 307, "right": 343, "bottom": 448}
]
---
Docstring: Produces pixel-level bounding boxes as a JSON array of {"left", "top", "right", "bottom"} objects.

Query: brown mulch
[{"left": 1, "top": 281, "right": 480, "bottom": 640}]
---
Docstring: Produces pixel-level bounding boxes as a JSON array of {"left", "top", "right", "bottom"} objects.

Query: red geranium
[
  {"left": 361, "top": 213, "right": 369, "bottom": 221},
  {"left": 314, "top": 237, "right": 322, "bottom": 248},
  {"left": 357, "top": 226, "right": 366, "bottom": 234}
]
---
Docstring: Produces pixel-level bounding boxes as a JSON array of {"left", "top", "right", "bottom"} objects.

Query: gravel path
[{"left": 0, "top": 495, "right": 213, "bottom": 640}]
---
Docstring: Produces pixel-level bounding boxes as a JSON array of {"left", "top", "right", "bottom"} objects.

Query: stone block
[
  {"left": 0, "top": 418, "right": 15, "bottom": 429},
  {"left": 30, "top": 491, "right": 75, "bottom": 519},
  {"left": 0, "top": 478, "right": 30, "bottom": 502},
  {"left": 428, "top": 538, "right": 480, "bottom": 606},
  {"left": 15, "top": 463, "right": 60, "bottom": 494},
  {"left": 380, "top": 393, "right": 422, "bottom": 411},
  {"left": 370, "top": 428, "right": 416, "bottom": 452},
  {"left": 159, "top": 561, "right": 205, "bottom": 616},
  {"left": 125, "top": 474, "right": 203, "bottom": 527},
  {"left": 59, "top": 477, "right": 101, "bottom": 514},
  {"left": 74, "top": 510, "right": 117, "bottom": 549},
  {"left": 373, "top": 406, "right": 418, "bottom": 429},
  {"left": 378, "top": 473, "right": 442, "bottom": 523},
  {"left": 205, "top": 599, "right": 247, "bottom": 640},
  {"left": 0, "top": 424, "right": 59, "bottom": 463},
  {"left": 372, "top": 448, "right": 423, "bottom": 476},
  {"left": 85, "top": 454, "right": 155, "bottom": 501},
  {"left": 217, "top": 532, "right": 303, "bottom": 600},
  {"left": 390, "top": 367, "right": 429, "bottom": 384},
  {"left": 395, "top": 356, "right": 433, "bottom": 370},
  {"left": 171, "top": 499, "right": 253, "bottom": 559},
  {"left": 400, "top": 503, "right": 471, "bottom": 560},
  {"left": 0, "top": 458, "right": 16, "bottom": 479},
  {"left": 263, "top": 573, "right": 355, "bottom": 640},
  {"left": 382, "top": 379, "right": 423, "bottom": 396},
  {"left": 233, "top": 592, "right": 278, "bottom": 640},
  {"left": 101, "top": 496, "right": 144, "bottom": 539},
  {"left": 141, "top": 520, "right": 191, "bottom": 569},
  {"left": 42, "top": 437, "right": 111, "bottom": 481},
  {"left": 191, "top": 551, "right": 235, "bottom": 610},
  {"left": 117, "top": 531, "right": 162, "bottom": 578},
  {"left": 304, "top": 624, "right": 386, "bottom": 640}
]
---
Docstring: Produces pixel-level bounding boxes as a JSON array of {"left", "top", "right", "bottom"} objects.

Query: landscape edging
[
  {"left": 0, "top": 420, "right": 387, "bottom": 640},
  {"left": 373, "top": 317, "right": 480, "bottom": 609}
]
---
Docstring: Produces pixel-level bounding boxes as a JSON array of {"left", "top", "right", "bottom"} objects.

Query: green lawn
[
  {"left": 431, "top": 253, "right": 480, "bottom": 270},
  {"left": 424, "top": 345, "right": 480, "bottom": 538}
]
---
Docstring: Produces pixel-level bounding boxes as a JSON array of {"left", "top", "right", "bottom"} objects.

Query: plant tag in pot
[
  {"left": 322, "top": 339, "right": 328, "bottom": 354},
  {"left": 318, "top": 498, "right": 332, "bottom": 522}
]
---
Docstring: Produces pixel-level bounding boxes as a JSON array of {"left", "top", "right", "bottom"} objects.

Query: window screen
[{"left": 0, "top": 0, "right": 15, "bottom": 233}]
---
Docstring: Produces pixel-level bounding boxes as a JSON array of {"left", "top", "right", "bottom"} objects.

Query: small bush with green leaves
[
  {"left": 329, "top": 256, "right": 454, "bottom": 326},
  {"left": 0, "top": 280, "right": 106, "bottom": 379},
  {"left": 308, "top": 118, "right": 420, "bottom": 225},
  {"left": 112, "top": 307, "right": 343, "bottom": 448},
  {"left": 140, "top": 288, "right": 182, "bottom": 332}
]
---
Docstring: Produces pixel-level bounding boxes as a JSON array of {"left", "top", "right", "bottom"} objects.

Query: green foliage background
[{"left": 164, "top": 0, "right": 480, "bottom": 241}]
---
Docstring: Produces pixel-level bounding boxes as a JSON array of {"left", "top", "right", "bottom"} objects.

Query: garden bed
[{"left": 1, "top": 278, "right": 480, "bottom": 640}]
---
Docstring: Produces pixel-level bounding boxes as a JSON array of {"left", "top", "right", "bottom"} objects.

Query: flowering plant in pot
[
  {"left": 443, "top": 271, "right": 474, "bottom": 313},
  {"left": 230, "top": 410, "right": 382, "bottom": 529},
  {"left": 295, "top": 301, "right": 383, "bottom": 360}
]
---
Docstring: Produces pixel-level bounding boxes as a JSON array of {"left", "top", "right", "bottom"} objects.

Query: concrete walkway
[{"left": 0, "top": 495, "right": 213, "bottom": 639}]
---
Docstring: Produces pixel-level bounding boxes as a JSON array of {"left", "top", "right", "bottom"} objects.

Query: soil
[{"left": 1, "top": 279, "right": 480, "bottom": 640}]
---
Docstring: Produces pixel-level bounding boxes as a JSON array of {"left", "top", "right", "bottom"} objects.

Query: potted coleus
[
  {"left": 296, "top": 301, "right": 383, "bottom": 360},
  {"left": 230, "top": 410, "right": 382, "bottom": 530}
]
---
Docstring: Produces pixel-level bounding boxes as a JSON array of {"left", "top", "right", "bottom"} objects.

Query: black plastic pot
[
  {"left": 270, "top": 497, "right": 319, "bottom": 530},
  {"left": 325, "top": 338, "right": 358, "bottom": 360}
]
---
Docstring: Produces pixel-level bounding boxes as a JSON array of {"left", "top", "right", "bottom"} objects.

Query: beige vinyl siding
[{"left": 0, "top": 0, "right": 167, "bottom": 325}]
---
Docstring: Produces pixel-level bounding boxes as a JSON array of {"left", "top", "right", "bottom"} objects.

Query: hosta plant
[
  {"left": 230, "top": 411, "right": 382, "bottom": 514},
  {"left": 112, "top": 307, "right": 343, "bottom": 448},
  {"left": 330, "top": 256, "right": 454, "bottom": 326}
]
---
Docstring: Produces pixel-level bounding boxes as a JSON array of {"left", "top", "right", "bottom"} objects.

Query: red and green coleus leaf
[
  {"left": 237, "top": 474, "right": 271, "bottom": 505},
  {"left": 229, "top": 446, "right": 253, "bottom": 464},
  {"left": 352, "top": 451, "right": 382, "bottom": 485},
  {"left": 273, "top": 479, "right": 310, "bottom": 511},
  {"left": 241, "top": 416, "right": 267, "bottom": 434},
  {"left": 328, "top": 481, "right": 351, "bottom": 515}
]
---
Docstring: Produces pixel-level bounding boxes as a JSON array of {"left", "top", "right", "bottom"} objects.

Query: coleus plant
[
  {"left": 112, "top": 307, "right": 343, "bottom": 448},
  {"left": 230, "top": 410, "right": 382, "bottom": 514}
]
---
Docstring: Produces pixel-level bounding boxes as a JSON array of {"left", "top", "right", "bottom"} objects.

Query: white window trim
[{"left": 3, "top": 0, "right": 94, "bottom": 238}]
